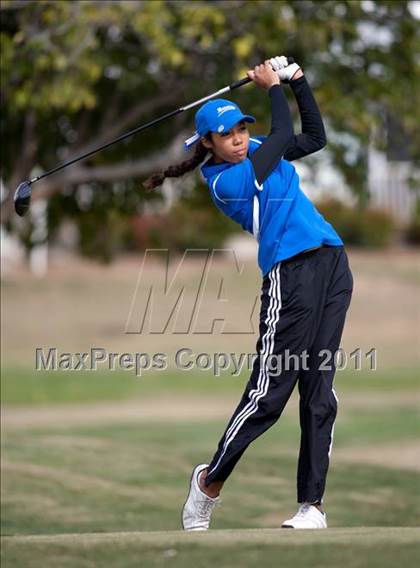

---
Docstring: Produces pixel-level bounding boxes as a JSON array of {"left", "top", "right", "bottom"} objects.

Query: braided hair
[{"left": 142, "top": 133, "right": 212, "bottom": 192}]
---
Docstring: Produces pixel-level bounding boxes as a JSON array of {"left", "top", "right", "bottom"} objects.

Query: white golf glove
[
  {"left": 270, "top": 55, "right": 301, "bottom": 82},
  {"left": 269, "top": 55, "right": 289, "bottom": 72}
]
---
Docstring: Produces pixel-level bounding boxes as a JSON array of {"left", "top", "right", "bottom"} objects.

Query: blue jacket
[{"left": 201, "top": 136, "right": 344, "bottom": 277}]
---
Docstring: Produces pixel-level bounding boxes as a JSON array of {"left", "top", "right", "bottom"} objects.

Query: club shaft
[
  {"left": 180, "top": 79, "right": 251, "bottom": 111},
  {"left": 30, "top": 107, "right": 183, "bottom": 184},
  {"left": 29, "top": 77, "right": 252, "bottom": 185},
  {"left": 29, "top": 57, "right": 293, "bottom": 185}
]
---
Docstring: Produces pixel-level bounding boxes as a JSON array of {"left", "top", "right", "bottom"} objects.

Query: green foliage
[
  {"left": 316, "top": 197, "right": 396, "bottom": 247},
  {"left": 1, "top": 0, "right": 419, "bottom": 259},
  {"left": 144, "top": 203, "right": 236, "bottom": 250},
  {"left": 131, "top": 182, "right": 238, "bottom": 251},
  {"left": 2, "top": 2, "right": 103, "bottom": 114},
  {"left": 47, "top": 181, "right": 142, "bottom": 262},
  {"left": 76, "top": 208, "right": 133, "bottom": 264},
  {"left": 359, "top": 207, "right": 396, "bottom": 247}
]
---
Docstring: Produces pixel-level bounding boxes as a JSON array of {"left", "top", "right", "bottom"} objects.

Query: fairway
[
  {"left": 2, "top": 528, "right": 420, "bottom": 567},
  {"left": 2, "top": 251, "right": 419, "bottom": 567}
]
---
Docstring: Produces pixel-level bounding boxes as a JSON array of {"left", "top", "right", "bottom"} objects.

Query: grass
[
  {"left": 2, "top": 398, "right": 420, "bottom": 537},
  {"left": 2, "top": 250, "right": 419, "bottom": 566},
  {"left": 1, "top": 366, "right": 419, "bottom": 406},
  {"left": 2, "top": 529, "right": 420, "bottom": 568},
  {"left": 2, "top": 366, "right": 419, "bottom": 568}
]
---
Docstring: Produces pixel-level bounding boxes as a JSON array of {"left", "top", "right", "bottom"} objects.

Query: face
[{"left": 201, "top": 120, "right": 250, "bottom": 164}]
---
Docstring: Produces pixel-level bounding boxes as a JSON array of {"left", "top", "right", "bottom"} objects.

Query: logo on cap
[
  {"left": 218, "top": 125, "right": 225, "bottom": 132},
  {"left": 217, "top": 105, "right": 236, "bottom": 117}
]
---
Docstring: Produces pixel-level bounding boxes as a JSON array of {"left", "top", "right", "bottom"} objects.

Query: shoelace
[
  {"left": 197, "top": 498, "right": 221, "bottom": 518},
  {"left": 295, "top": 504, "right": 312, "bottom": 518}
]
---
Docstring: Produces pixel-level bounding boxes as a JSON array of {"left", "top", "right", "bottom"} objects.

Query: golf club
[{"left": 14, "top": 57, "right": 294, "bottom": 217}]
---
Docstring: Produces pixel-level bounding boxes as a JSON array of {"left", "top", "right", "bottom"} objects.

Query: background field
[{"left": 1, "top": 248, "right": 420, "bottom": 567}]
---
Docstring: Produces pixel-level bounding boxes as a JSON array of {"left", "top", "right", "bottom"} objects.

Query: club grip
[
  {"left": 229, "top": 76, "right": 252, "bottom": 90},
  {"left": 230, "top": 56, "right": 295, "bottom": 91}
]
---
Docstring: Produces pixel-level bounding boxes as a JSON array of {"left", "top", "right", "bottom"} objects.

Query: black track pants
[{"left": 204, "top": 245, "right": 353, "bottom": 504}]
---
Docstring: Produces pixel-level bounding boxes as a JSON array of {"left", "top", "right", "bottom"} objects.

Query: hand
[
  {"left": 277, "top": 61, "right": 302, "bottom": 83},
  {"left": 269, "top": 55, "right": 302, "bottom": 82},
  {"left": 270, "top": 55, "right": 303, "bottom": 83},
  {"left": 246, "top": 60, "right": 280, "bottom": 90},
  {"left": 269, "top": 55, "right": 289, "bottom": 72}
]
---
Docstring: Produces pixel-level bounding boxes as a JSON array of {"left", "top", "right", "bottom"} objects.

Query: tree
[{"left": 1, "top": 1, "right": 419, "bottom": 255}]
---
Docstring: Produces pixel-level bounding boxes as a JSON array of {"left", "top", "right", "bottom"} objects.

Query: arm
[
  {"left": 244, "top": 60, "right": 295, "bottom": 186},
  {"left": 283, "top": 74, "right": 327, "bottom": 162},
  {"left": 249, "top": 84, "right": 295, "bottom": 186}
]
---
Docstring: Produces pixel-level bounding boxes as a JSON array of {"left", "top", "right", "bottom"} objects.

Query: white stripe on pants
[{"left": 207, "top": 262, "right": 282, "bottom": 477}]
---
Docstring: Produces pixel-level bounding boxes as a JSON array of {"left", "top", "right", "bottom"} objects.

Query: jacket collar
[{"left": 201, "top": 156, "right": 235, "bottom": 181}]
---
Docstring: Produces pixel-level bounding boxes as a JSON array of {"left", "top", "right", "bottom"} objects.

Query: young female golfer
[{"left": 143, "top": 56, "right": 354, "bottom": 530}]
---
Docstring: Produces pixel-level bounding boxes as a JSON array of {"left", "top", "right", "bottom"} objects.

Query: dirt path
[
  {"left": 1, "top": 396, "right": 237, "bottom": 430},
  {"left": 332, "top": 442, "right": 420, "bottom": 472},
  {"left": 2, "top": 391, "right": 417, "bottom": 431},
  {"left": 3, "top": 392, "right": 419, "bottom": 472}
]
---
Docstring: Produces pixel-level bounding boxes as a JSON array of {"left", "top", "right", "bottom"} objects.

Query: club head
[{"left": 14, "top": 181, "right": 32, "bottom": 217}]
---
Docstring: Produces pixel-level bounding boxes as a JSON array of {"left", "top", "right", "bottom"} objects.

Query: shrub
[
  {"left": 404, "top": 198, "right": 420, "bottom": 245},
  {"left": 315, "top": 198, "right": 396, "bottom": 247},
  {"left": 131, "top": 197, "right": 238, "bottom": 252}
]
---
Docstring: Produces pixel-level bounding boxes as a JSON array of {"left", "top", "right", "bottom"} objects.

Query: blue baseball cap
[{"left": 184, "top": 98, "right": 256, "bottom": 150}]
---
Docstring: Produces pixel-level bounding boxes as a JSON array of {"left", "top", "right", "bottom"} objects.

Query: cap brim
[
  {"left": 217, "top": 113, "right": 256, "bottom": 134},
  {"left": 241, "top": 114, "right": 256, "bottom": 124}
]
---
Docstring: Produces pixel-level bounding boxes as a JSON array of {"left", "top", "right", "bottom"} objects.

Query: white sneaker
[
  {"left": 281, "top": 503, "right": 327, "bottom": 529},
  {"left": 182, "top": 464, "right": 220, "bottom": 531}
]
